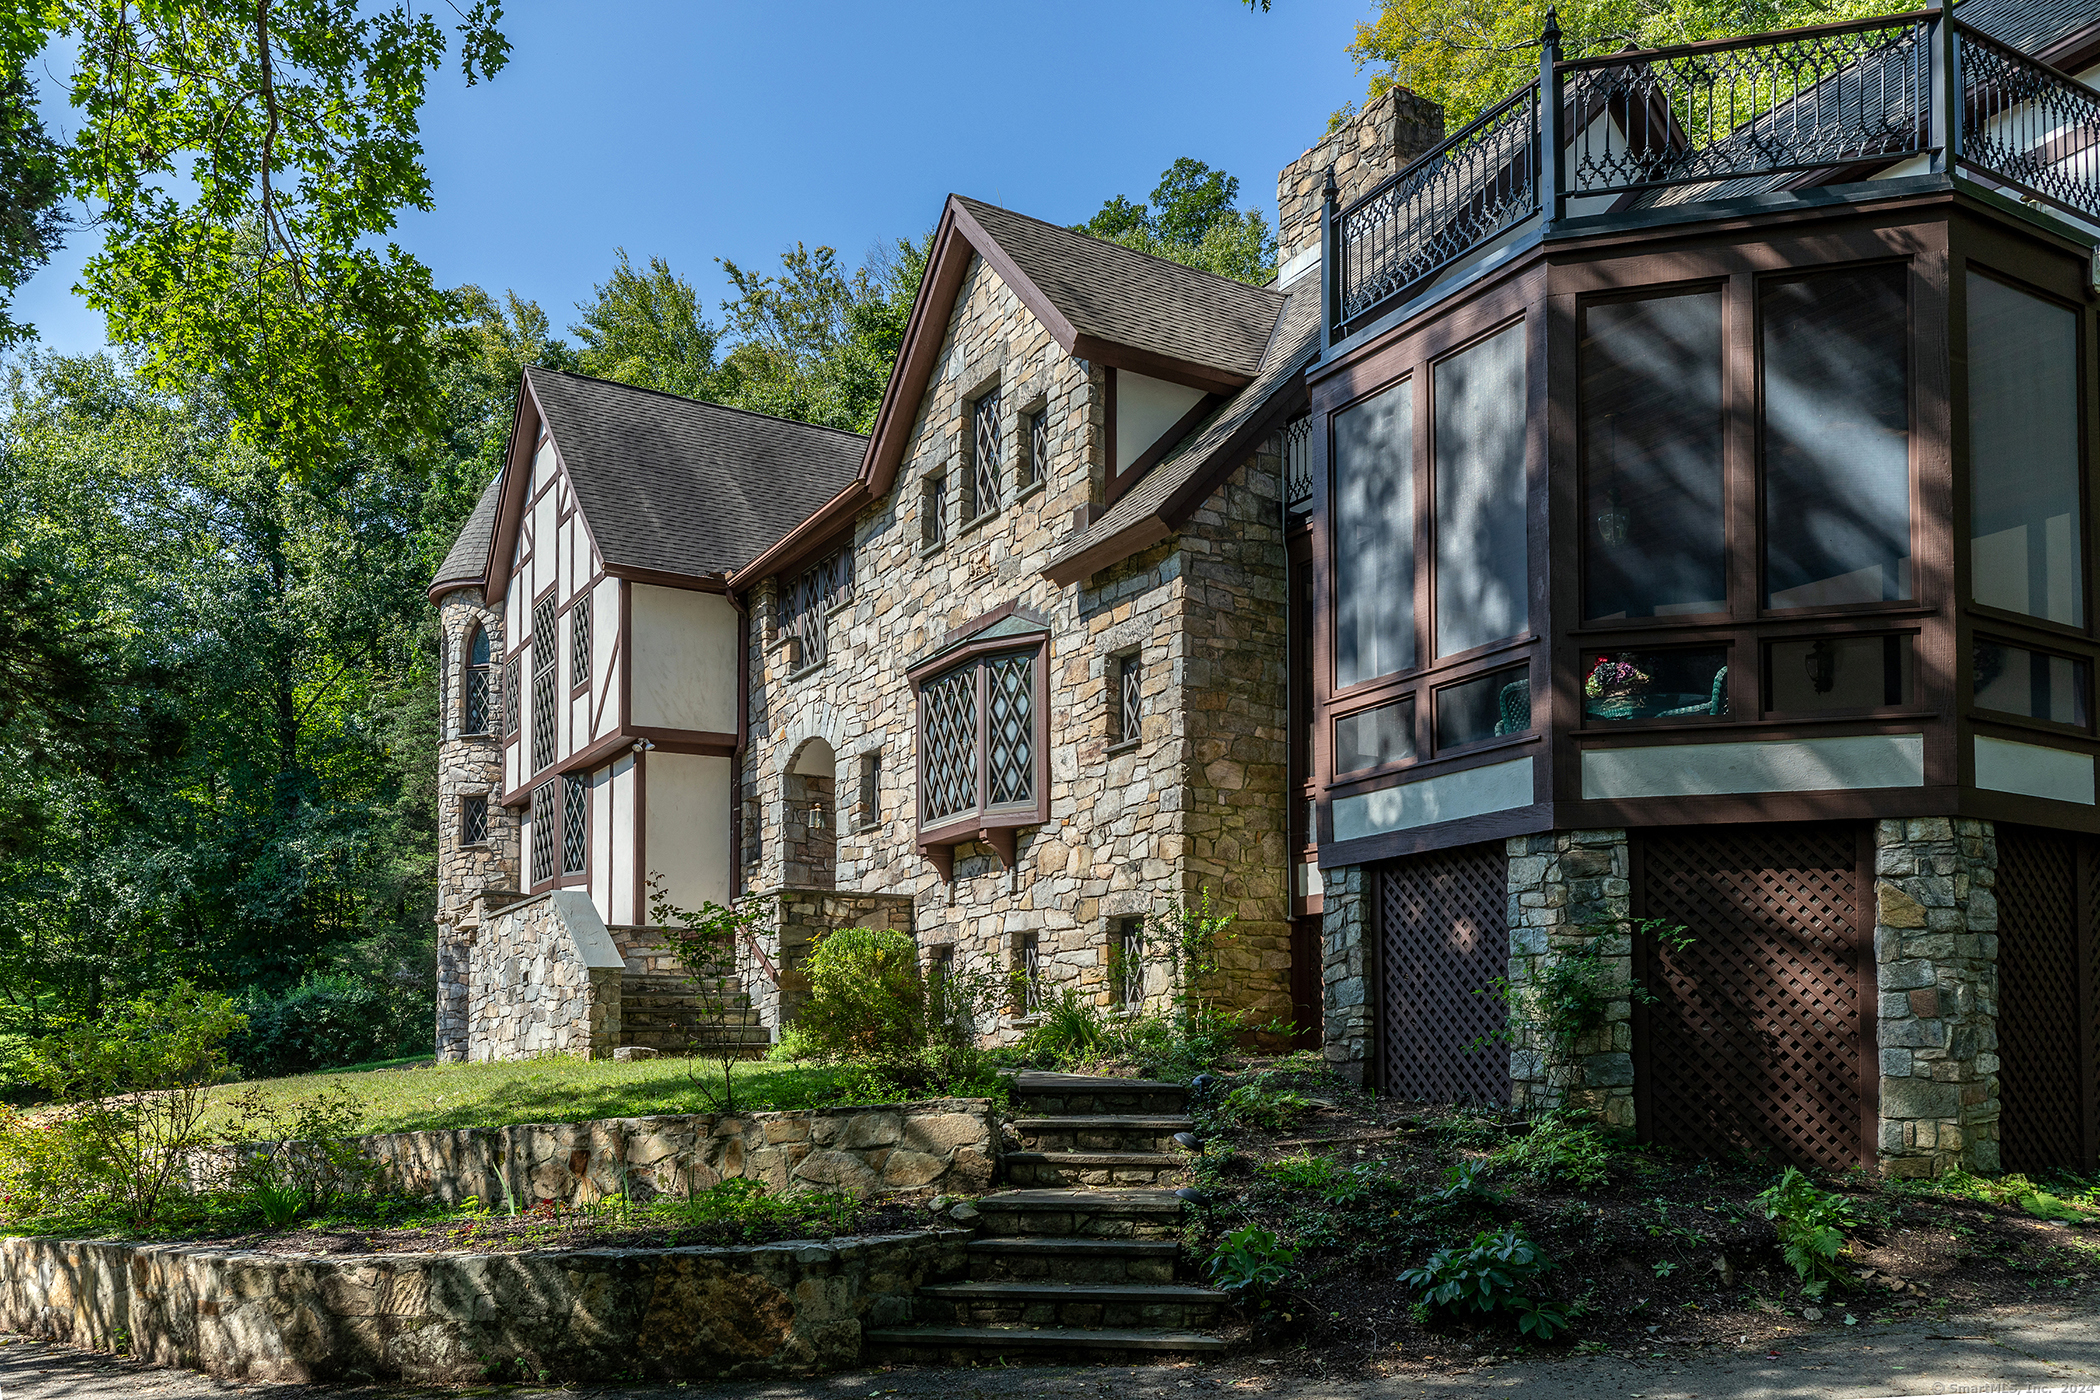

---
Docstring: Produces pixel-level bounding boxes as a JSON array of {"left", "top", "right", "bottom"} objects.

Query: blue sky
[{"left": 14, "top": 0, "right": 1373, "bottom": 357}]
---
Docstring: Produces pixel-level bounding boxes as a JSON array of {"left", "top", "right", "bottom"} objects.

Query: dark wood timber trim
[{"left": 606, "top": 564, "right": 730, "bottom": 593}]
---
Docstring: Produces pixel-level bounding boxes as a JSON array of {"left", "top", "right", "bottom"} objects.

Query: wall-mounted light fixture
[{"left": 631, "top": 738, "right": 657, "bottom": 754}]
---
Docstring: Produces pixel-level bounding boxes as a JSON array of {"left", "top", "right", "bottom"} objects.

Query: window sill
[
  {"left": 917, "top": 539, "right": 947, "bottom": 558},
  {"left": 1106, "top": 740, "right": 1140, "bottom": 756},
  {"left": 960, "top": 508, "right": 1001, "bottom": 538},
  {"left": 786, "top": 659, "right": 828, "bottom": 684},
  {"left": 1015, "top": 481, "right": 1045, "bottom": 505}
]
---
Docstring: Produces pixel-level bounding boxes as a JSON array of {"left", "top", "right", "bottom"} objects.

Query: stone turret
[{"left": 433, "top": 584, "right": 519, "bottom": 1061}]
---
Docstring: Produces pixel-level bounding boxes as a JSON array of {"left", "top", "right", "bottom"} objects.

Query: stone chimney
[{"left": 1276, "top": 86, "right": 1447, "bottom": 281}]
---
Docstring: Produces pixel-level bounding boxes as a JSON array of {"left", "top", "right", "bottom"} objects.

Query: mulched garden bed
[{"left": 1177, "top": 1061, "right": 2100, "bottom": 1379}]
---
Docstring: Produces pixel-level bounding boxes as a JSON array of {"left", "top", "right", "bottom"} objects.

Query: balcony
[{"left": 1326, "top": 7, "right": 2100, "bottom": 341}]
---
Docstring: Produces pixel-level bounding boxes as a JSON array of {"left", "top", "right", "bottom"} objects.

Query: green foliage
[
  {"left": 1347, "top": 0, "right": 1891, "bottom": 125},
  {"left": 19, "top": 980, "right": 246, "bottom": 1229},
  {"left": 1077, "top": 158, "right": 1277, "bottom": 285},
  {"left": 671, "top": 1176, "right": 859, "bottom": 1240},
  {"left": 2020, "top": 1191, "right": 2099, "bottom": 1225},
  {"left": 0, "top": 52, "right": 64, "bottom": 348},
  {"left": 572, "top": 234, "right": 930, "bottom": 435},
  {"left": 1261, "top": 1152, "right": 1340, "bottom": 1192},
  {"left": 792, "top": 926, "right": 1005, "bottom": 1095},
  {"left": 219, "top": 1082, "right": 372, "bottom": 1219},
  {"left": 231, "top": 974, "right": 424, "bottom": 1080},
  {"left": 646, "top": 882, "right": 770, "bottom": 1113},
  {"left": 1213, "top": 1083, "right": 1312, "bottom": 1133},
  {"left": 1473, "top": 921, "right": 1691, "bottom": 1097},
  {"left": 1423, "top": 1160, "right": 1504, "bottom": 1206},
  {"left": 1400, "top": 1225, "right": 1571, "bottom": 1339},
  {"left": 1757, "top": 1167, "right": 1856, "bottom": 1295},
  {"left": 1205, "top": 1224, "right": 1298, "bottom": 1305},
  {"left": 1487, "top": 1112, "right": 1614, "bottom": 1187}
]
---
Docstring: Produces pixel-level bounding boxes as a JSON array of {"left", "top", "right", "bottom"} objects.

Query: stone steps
[
  {"left": 1001, "top": 1151, "right": 1187, "bottom": 1187},
  {"left": 864, "top": 1324, "right": 1226, "bottom": 1365},
  {"left": 964, "top": 1236, "right": 1180, "bottom": 1284},
  {"left": 1010, "top": 1115, "right": 1196, "bottom": 1154},
  {"left": 1006, "top": 1070, "right": 1190, "bottom": 1117},
  {"left": 913, "top": 1280, "right": 1225, "bottom": 1330},
  {"left": 617, "top": 972, "right": 767, "bottom": 1056}
]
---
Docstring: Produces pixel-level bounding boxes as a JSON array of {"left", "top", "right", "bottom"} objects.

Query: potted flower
[{"left": 1585, "top": 655, "right": 1652, "bottom": 718}]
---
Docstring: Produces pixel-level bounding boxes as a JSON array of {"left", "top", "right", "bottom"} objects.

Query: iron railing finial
[{"left": 1542, "top": 7, "right": 1562, "bottom": 51}]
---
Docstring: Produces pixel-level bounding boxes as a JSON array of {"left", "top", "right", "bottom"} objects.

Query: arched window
[{"left": 463, "top": 624, "right": 492, "bottom": 735}]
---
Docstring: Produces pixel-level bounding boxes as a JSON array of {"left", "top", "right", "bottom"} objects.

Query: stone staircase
[
  {"left": 617, "top": 972, "right": 771, "bottom": 1056},
  {"left": 867, "top": 1071, "right": 1228, "bottom": 1364}
]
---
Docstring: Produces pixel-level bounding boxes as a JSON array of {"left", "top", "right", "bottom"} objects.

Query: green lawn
[{"left": 200, "top": 1056, "right": 864, "bottom": 1138}]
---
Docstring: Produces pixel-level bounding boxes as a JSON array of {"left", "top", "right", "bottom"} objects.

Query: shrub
[
  {"left": 1205, "top": 1224, "right": 1297, "bottom": 1309},
  {"left": 1487, "top": 1112, "right": 1613, "bottom": 1186},
  {"left": 1261, "top": 1152, "right": 1338, "bottom": 1191},
  {"left": 792, "top": 927, "right": 1006, "bottom": 1094},
  {"left": 1212, "top": 1082, "right": 1311, "bottom": 1132},
  {"left": 20, "top": 981, "right": 246, "bottom": 1230},
  {"left": 230, "top": 973, "right": 411, "bottom": 1079},
  {"left": 219, "top": 1082, "right": 374, "bottom": 1222},
  {"left": 1757, "top": 1167, "right": 1856, "bottom": 1296},
  {"left": 1401, "top": 1224, "right": 1570, "bottom": 1339}
]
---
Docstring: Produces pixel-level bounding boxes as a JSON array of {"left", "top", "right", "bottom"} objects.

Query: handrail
[
  {"left": 1554, "top": 9, "right": 1938, "bottom": 70},
  {"left": 1954, "top": 21, "right": 2100, "bottom": 222}
]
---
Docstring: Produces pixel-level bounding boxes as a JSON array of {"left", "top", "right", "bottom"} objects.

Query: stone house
[{"left": 430, "top": 0, "right": 2100, "bottom": 1181}]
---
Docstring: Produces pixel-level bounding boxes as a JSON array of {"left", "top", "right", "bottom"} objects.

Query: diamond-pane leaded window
[
  {"left": 970, "top": 390, "right": 1002, "bottom": 518},
  {"left": 1115, "top": 918, "right": 1145, "bottom": 1007},
  {"left": 570, "top": 603, "right": 591, "bottom": 687},
  {"left": 530, "top": 779, "right": 557, "bottom": 885},
  {"left": 986, "top": 653, "right": 1035, "bottom": 807},
  {"left": 462, "top": 794, "right": 489, "bottom": 847},
  {"left": 1114, "top": 653, "right": 1142, "bottom": 747},
  {"left": 784, "top": 549, "right": 853, "bottom": 672},
  {"left": 1018, "top": 933, "right": 1042, "bottom": 1014},
  {"left": 463, "top": 624, "right": 492, "bottom": 735},
  {"left": 1026, "top": 408, "right": 1048, "bottom": 488},
  {"left": 562, "top": 773, "right": 587, "bottom": 876},
  {"left": 530, "top": 595, "right": 557, "bottom": 773},
  {"left": 917, "top": 645, "right": 1041, "bottom": 835},
  {"left": 921, "top": 666, "right": 978, "bottom": 824},
  {"left": 503, "top": 658, "right": 520, "bottom": 734}
]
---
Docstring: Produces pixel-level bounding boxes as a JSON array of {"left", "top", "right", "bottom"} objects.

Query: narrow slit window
[
  {"left": 1113, "top": 653, "right": 1142, "bottom": 747},
  {"left": 561, "top": 773, "right": 587, "bottom": 876},
  {"left": 969, "top": 389, "right": 1002, "bottom": 518},
  {"left": 1761, "top": 265, "right": 1912, "bottom": 610},
  {"left": 1113, "top": 917, "right": 1145, "bottom": 1007},
  {"left": 1016, "top": 932, "right": 1042, "bottom": 1014},
  {"left": 922, "top": 473, "right": 948, "bottom": 548},
  {"left": 570, "top": 603, "right": 591, "bottom": 688},
  {"left": 463, "top": 625, "right": 493, "bottom": 734},
  {"left": 1025, "top": 407, "right": 1048, "bottom": 489},
  {"left": 858, "top": 752, "right": 881, "bottom": 830},
  {"left": 503, "top": 657, "right": 520, "bottom": 735},
  {"left": 462, "top": 794, "right": 489, "bottom": 847},
  {"left": 529, "top": 779, "right": 557, "bottom": 885},
  {"left": 530, "top": 596, "right": 558, "bottom": 773}
]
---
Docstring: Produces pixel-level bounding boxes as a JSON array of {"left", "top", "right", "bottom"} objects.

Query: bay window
[{"left": 913, "top": 626, "right": 1049, "bottom": 873}]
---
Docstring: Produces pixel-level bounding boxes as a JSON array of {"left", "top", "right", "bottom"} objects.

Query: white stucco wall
[
  {"left": 1114, "top": 371, "right": 1207, "bottom": 473},
  {"left": 630, "top": 584, "right": 739, "bottom": 732},
  {"left": 645, "top": 751, "right": 734, "bottom": 912}
]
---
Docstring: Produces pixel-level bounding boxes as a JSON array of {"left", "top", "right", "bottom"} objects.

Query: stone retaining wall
[
  {"left": 0, "top": 1229, "right": 968, "bottom": 1383},
  {"left": 337, "top": 1100, "right": 996, "bottom": 1206}
]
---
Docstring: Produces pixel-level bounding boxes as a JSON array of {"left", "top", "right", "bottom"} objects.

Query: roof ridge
[
  {"left": 526, "top": 364, "right": 871, "bottom": 441},
  {"left": 953, "top": 194, "right": 1285, "bottom": 304}
]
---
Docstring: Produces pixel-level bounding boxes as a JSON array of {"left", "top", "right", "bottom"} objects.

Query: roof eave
[{"left": 727, "top": 481, "right": 871, "bottom": 592}]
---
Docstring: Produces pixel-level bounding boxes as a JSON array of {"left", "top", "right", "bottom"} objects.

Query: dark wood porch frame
[{"left": 1306, "top": 185, "right": 2100, "bottom": 869}]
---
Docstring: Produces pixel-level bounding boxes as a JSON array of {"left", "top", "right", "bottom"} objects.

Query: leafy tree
[
  {"left": 1078, "top": 158, "right": 1276, "bottom": 285},
  {"left": 33, "top": 0, "right": 510, "bottom": 483},
  {"left": 1347, "top": 0, "right": 1889, "bottom": 124},
  {"left": 573, "top": 234, "right": 929, "bottom": 434},
  {"left": 0, "top": 19, "right": 67, "bottom": 349}
]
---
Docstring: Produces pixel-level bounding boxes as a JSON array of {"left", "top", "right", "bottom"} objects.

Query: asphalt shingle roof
[
  {"left": 955, "top": 197, "right": 1285, "bottom": 381},
  {"left": 524, "top": 367, "right": 866, "bottom": 581},
  {"left": 1045, "top": 268, "right": 1317, "bottom": 578},
  {"left": 432, "top": 473, "right": 503, "bottom": 591}
]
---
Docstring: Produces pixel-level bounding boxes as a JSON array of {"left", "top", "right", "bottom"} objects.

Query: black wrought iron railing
[
  {"left": 1333, "top": 80, "right": 1540, "bottom": 328},
  {"left": 1957, "top": 23, "right": 2100, "bottom": 221},
  {"left": 1281, "top": 413, "right": 1314, "bottom": 514},
  {"left": 1559, "top": 13, "right": 1931, "bottom": 196},
  {"left": 1325, "top": 6, "right": 2100, "bottom": 342}
]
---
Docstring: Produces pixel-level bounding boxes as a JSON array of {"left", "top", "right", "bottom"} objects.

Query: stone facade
[
  {"left": 1275, "top": 85, "right": 1448, "bottom": 266},
  {"left": 464, "top": 891, "right": 624, "bottom": 1061},
  {"left": 0, "top": 1229, "right": 969, "bottom": 1384},
  {"left": 1504, "top": 830, "right": 1635, "bottom": 1131},
  {"left": 1874, "top": 817, "right": 2002, "bottom": 1177},
  {"left": 433, "top": 584, "right": 520, "bottom": 1061},
  {"left": 1319, "top": 864, "right": 1374, "bottom": 1083},
  {"left": 742, "top": 252, "right": 1294, "bottom": 1039}
]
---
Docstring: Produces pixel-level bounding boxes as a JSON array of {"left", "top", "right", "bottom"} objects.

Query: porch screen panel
[
  {"left": 1969, "top": 273, "right": 2083, "bottom": 627},
  {"left": 1582, "top": 291, "right": 1725, "bottom": 620},
  {"left": 1434, "top": 322, "right": 1529, "bottom": 657},
  {"left": 1761, "top": 265, "right": 1911, "bottom": 609},
  {"left": 1333, "top": 380, "right": 1415, "bottom": 687}
]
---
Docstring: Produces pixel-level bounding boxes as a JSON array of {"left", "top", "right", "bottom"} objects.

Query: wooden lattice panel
[
  {"left": 1376, "top": 843, "right": 1511, "bottom": 1105},
  {"left": 1996, "top": 825, "right": 2094, "bottom": 1174},
  {"left": 1636, "top": 825, "right": 1868, "bottom": 1170}
]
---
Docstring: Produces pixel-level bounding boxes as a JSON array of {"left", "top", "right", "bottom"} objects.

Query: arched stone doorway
[{"left": 783, "top": 737, "right": 837, "bottom": 889}]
